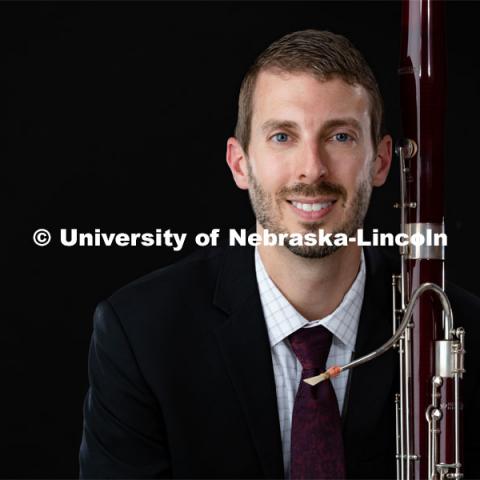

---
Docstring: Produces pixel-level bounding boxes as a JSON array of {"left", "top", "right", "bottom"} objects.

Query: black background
[{"left": 3, "top": 1, "right": 480, "bottom": 477}]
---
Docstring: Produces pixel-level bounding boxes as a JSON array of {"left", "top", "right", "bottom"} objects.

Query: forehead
[{"left": 251, "top": 70, "right": 371, "bottom": 130}]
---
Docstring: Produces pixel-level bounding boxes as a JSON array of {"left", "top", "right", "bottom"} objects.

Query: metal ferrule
[
  {"left": 404, "top": 223, "right": 446, "bottom": 260},
  {"left": 436, "top": 341, "right": 456, "bottom": 378}
]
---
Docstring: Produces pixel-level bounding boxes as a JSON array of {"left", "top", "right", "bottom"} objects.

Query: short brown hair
[{"left": 234, "top": 29, "right": 385, "bottom": 152}]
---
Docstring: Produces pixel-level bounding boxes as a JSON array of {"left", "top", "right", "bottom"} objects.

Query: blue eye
[
  {"left": 272, "top": 133, "right": 289, "bottom": 143},
  {"left": 334, "top": 133, "right": 351, "bottom": 143}
]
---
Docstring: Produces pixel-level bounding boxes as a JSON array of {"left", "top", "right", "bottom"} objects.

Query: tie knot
[{"left": 288, "top": 325, "right": 332, "bottom": 371}]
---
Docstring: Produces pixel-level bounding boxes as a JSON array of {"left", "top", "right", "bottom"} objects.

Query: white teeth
[{"left": 291, "top": 201, "right": 333, "bottom": 212}]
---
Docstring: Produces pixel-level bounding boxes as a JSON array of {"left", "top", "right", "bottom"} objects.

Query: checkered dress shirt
[{"left": 254, "top": 248, "right": 366, "bottom": 477}]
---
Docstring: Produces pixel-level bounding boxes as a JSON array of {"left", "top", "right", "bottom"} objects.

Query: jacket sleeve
[{"left": 79, "top": 300, "right": 170, "bottom": 479}]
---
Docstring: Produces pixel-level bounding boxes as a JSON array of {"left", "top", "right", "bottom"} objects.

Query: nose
[{"left": 296, "top": 140, "right": 328, "bottom": 183}]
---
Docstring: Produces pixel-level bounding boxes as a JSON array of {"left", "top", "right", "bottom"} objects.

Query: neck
[{"left": 257, "top": 224, "right": 362, "bottom": 321}]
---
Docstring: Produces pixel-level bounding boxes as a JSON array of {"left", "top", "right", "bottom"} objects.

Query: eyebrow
[
  {"left": 260, "top": 117, "right": 363, "bottom": 134},
  {"left": 322, "top": 117, "right": 363, "bottom": 132},
  {"left": 261, "top": 119, "right": 299, "bottom": 134}
]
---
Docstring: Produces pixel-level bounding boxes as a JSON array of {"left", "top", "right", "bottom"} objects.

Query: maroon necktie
[{"left": 289, "top": 325, "right": 346, "bottom": 479}]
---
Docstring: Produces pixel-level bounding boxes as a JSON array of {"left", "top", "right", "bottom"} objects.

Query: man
[{"left": 79, "top": 30, "right": 480, "bottom": 479}]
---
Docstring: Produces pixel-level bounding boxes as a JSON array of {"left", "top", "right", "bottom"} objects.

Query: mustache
[{"left": 277, "top": 181, "right": 347, "bottom": 201}]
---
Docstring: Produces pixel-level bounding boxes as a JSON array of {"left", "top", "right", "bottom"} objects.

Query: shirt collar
[{"left": 255, "top": 248, "right": 365, "bottom": 351}]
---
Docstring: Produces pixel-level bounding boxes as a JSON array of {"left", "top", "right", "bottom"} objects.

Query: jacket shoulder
[
  {"left": 446, "top": 282, "right": 480, "bottom": 334},
  {"left": 105, "top": 246, "right": 227, "bottom": 326}
]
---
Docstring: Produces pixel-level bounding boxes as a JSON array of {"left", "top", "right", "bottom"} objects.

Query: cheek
[
  {"left": 357, "top": 157, "right": 375, "bottom": 185},
  {"left": 336, "top": 151, "right": 372, "bottom": 186},
  {"left": 250, "top": 155, "right": 292, "bottom": 191}
]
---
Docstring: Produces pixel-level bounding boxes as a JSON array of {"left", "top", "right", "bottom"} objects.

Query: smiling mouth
[{"left": 287, "top": 199, "right": 337, "bottom": 212}]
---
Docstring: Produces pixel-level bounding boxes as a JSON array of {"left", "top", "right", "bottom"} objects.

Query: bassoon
[
  {"left": 394, "top": 0, "right": 466, "bottom": 478},
  {"left": 305, "top": 1, "right": 466, "bottom": 478}
]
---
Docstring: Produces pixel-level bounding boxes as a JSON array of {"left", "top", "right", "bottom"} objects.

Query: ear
[
  {"left": 371, "top": 134, "right": 393, "bottom": 187},
  {"left": 226, "top": 137, "right": 249, "bottom": 190}
]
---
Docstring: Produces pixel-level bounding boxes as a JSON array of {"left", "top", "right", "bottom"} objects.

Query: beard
[{"left": 246, "top": 162, "right": 373, "bottom": 258}]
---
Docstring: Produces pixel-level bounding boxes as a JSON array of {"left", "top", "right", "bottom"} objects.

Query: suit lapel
[
  {"left": 212, "top": 245, "right": 285, "bottom": 479},
  {"left": 343, "top": 247, "right": 398, "bottom": 457}
]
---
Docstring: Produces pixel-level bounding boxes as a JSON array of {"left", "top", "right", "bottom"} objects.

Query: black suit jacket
[{"left": 79, "top": 245, "right": 480, "bottom": 479}]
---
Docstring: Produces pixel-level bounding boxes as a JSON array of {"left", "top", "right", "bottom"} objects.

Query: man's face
[{"left": 228, "top": 70, "right": 391, "bottom": 258}]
